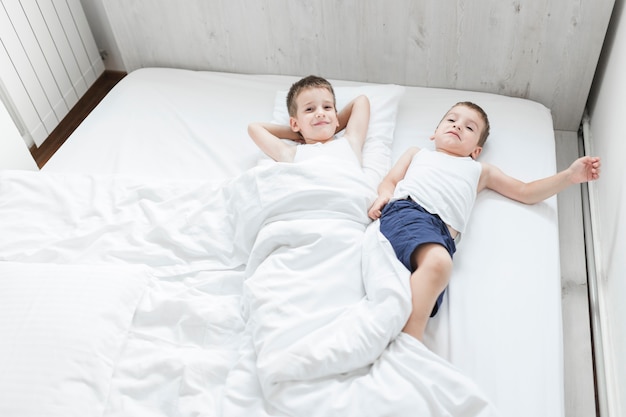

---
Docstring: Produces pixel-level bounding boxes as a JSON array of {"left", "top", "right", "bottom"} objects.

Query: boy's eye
[{"left": 467, "top": 126, "right": 474, "bottom": 132}]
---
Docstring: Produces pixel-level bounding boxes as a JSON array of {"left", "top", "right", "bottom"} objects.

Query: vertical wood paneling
[
  {"left": 38, "top": 0, "right": 87, "bottom": 97},
  {"left": 3, "top": 1, "right": 67, "bottom": 123},
  {"left": 0, "top": 3, "right": 50, "bottom": 144},
  {"left": 0, "top": 43, "right": 44, "bottom": 145},
  {"left": 54, "top": 0, "right": 94, "bottom": 85},
  {"left": 0, "top": 0, "right": 104, "bottom": 147},
  {"left": 19, "top": 1, "right": 79, "bottom": 110},
  {"left": 103, "top": 0, "right": 615, "bottom": 131}
]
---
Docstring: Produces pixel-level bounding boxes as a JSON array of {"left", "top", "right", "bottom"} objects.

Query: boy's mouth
[{"left": 446, "top": 130, "right": 461, "bottom": 140}]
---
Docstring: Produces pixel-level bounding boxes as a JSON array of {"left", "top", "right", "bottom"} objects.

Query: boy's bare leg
[{"left": 402, "top": 243, "right": 453, "bottom": 340}]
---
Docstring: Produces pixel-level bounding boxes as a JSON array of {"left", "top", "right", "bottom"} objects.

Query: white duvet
[{"left": 0, "top": 160, "right": 499, "bottom": 417}]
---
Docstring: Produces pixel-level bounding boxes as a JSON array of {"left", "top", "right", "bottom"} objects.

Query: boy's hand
[
  {"left": 368, "top": 196, "right": 390, "bottom": 220},
  {"left": 570, "top": 156, "right": 601, "bottom": 183}
]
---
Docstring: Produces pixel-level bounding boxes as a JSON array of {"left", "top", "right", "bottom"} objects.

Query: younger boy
[
  {"left": 368, "top": 101, "right": 601, "bottom": 341},
  {"left": 248, "top": 75, "right": 370, "bottom": 164}
]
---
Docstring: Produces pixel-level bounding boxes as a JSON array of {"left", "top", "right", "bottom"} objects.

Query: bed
[{"left": 0, "top": 68, "right": 563, "bottom": 417}]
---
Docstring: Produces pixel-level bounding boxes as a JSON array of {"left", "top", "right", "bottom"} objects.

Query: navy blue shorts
[{"left": 379, "top": 198, "right": 456, "bottom": 316}]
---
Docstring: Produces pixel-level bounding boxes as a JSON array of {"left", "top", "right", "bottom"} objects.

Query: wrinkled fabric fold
[{"left": 0, "top": 161, "right": 499, "bottom": 417}]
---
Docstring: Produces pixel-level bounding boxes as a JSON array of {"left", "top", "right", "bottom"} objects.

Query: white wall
[
  {"left": 0, "top": 98, "right": 38, "bottom": 170},
  {"left": 78, "top": 0, "right": 615, "bottom": 131},
  {"left": 586, "top": 0, "right": 626, "bottom": 415},
  {"left": 79, "top": 0, "right": 125, "bottom": 71}
]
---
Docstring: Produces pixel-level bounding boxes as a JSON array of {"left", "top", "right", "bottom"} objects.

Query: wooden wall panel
[{"left": 102, "top": 0, "right": 615, "bottom": 131}]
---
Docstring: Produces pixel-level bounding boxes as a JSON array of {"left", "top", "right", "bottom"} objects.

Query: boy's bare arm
[
  {"left": 248, "top": 122, "right": 301, "bottom": 162},
  {"left": 480, "top": 156, "right": 601, "bottom": 204},
  {"left": 338, "top": 95, "right": 370, "bottom": 152},
  {"left": 368, "top": 147, "right": 419, "bottom": 220}
]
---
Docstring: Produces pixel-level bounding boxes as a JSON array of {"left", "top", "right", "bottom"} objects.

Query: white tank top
[
  {"left": 294, "top": 137, "right": 359, "bottom": 167},
  {"left": 393, "top": 148, "right": 482, "bottom": 233}
]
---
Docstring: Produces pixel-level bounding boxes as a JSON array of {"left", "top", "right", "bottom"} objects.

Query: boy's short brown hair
[{"left": 286, "top": 75, "right": 336, "bottom": 117}]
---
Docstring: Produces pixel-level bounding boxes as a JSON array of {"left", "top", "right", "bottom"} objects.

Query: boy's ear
[
  {"left": 470, "top": 146, "right": 482, "bottom": 160},
  {"left": 289, "top": 117, "right": 300, "bottom": 132}
]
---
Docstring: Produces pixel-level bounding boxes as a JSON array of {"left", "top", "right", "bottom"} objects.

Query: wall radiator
[{"left": 0, "top": 0, "right": 103, "bottom": 147}]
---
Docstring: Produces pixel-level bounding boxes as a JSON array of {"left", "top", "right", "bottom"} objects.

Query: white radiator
[{"left": 0, "top": 0, "right": 104, "bottom": 147}]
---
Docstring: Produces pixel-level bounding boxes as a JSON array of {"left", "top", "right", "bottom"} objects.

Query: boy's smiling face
[
  {"left": 431, "top": 105, "right": 485, "bottom": 159},
  {"left": 289, "top": 87, "right": 339, "bottom": 144}
]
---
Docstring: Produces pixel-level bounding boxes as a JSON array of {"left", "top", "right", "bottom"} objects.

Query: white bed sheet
[
  {"left": 3, "top": 68, "right": 563, "bottom": 417},
  {"left": 391, "top": 87, "right": 564, "bottom": 416}
]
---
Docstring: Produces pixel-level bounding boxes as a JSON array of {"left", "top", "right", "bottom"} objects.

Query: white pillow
[
  {"left": 271, "top": 84, "right": 406, "bottom": 186},
  {"left": 0, "top": 262, "right": 149, "bottom": 417}
]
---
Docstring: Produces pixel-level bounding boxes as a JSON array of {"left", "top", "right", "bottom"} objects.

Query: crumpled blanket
[{"left": 0, "top": 160, "right": 499, "bottom": 416}]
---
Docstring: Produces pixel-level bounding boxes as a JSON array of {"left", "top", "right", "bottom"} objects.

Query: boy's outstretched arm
[
  {"left": 248, "top": 122, "right": 302, "bottom": 162},
  {"left": 480, "top": 156, "right": 601, "bottom": 204}
]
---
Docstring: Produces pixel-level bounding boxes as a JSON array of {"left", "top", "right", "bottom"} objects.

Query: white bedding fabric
[
  {"left": 0, "top": 262, "right": 149, "bottom": 417},
  {"left": 0, "top": 161, "right": 498, "bottom": 416},
  {"left": 1, "top": 68, "right": 564, "bottom": 417}
]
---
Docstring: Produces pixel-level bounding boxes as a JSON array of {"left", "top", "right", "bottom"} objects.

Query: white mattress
[{"left": 0, "top": 68, "right": 563, "bottom": 417}]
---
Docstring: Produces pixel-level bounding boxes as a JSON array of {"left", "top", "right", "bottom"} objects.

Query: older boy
[
  {"left": 248, "top": 75, "right": 370, "bottom": 164},
  {"left": 368, "top": 101, "right": 601, "bottom": 341}
]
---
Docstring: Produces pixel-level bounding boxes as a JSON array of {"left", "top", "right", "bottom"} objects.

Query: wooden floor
[
  {"left": 30, "top": 76, "right": 598, "bottom": 417},
  {"left": 29, "top": 70, "right": 126, "bottom": 168}
]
